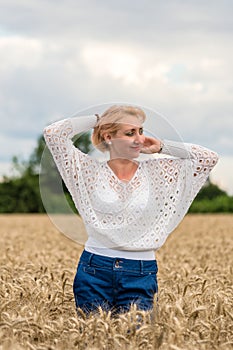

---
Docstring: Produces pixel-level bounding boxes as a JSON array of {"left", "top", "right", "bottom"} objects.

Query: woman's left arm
[
  {"left": 159, "top": 139, "right": 219, "bottom": 198},
  {"left": 160, "top": 139, "right": 219, "bottom": 170},
  {"left": 142, "top": 137, "right": 218, "bottom": 168},
  {"left": 142, "top": 137, "right": 219, "bottom": 197}
]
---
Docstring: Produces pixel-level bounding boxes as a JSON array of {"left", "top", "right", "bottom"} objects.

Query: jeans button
[{"left": 115, "top": 260, "right": 119, "bottom": 268}]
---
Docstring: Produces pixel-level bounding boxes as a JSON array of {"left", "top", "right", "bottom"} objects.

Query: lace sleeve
[
  {"left": 186, "top": 143, "right": 218, "bottom": 198},
  {"left": 43, "top": 115, "right": 97, "bottom": 192},
  {"left": 160, "top": 139, "right": 219, "bottom": 199}
]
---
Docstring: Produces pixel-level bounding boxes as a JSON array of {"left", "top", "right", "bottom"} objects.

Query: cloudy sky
[{"left": 0, "top": 0, "right": 233, "bottom": 194}]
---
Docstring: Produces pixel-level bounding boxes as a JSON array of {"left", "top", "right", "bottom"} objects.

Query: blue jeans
[{"left": 73, "top": 250, "right": 158, "bottom": 314}]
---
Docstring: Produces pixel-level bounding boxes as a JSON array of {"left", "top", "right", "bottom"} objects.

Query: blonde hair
[{"left": 92, "top": 105, "right": 146, "bottom": 152}]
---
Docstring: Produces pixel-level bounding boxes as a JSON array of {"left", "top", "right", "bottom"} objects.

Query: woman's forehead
[{"left": 117, "top": 115, "right": 143, "bottom": 129}]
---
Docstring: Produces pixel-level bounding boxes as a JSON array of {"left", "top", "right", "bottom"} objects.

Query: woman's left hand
[{"left": 140, "top": 137, "right": 162, "bottom": 154}]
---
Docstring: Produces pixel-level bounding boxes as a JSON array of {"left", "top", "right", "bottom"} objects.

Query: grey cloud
[
  {"left": 1, "top": 0, "right": 233, "bottom": 42},
  {"left": 0, "top": 0, "right": 232, "bottom": 181}
]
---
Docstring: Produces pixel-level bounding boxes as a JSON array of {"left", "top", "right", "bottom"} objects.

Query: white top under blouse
[{"left": 43, "top": 115, "right": 218, "bottom": 260}]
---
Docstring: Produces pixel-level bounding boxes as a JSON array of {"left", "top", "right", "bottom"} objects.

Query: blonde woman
[{"left": 43, "top": 105, "right": 218, "bottom": 315}]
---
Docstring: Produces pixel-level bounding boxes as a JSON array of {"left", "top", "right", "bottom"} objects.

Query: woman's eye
[{"left": 125, "top": 129, "right": 143, "bottom": 136}]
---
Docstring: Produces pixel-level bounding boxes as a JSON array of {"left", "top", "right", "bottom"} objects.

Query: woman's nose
[{"left": 134, "top": 133, "right": 145, "bottom": 144}]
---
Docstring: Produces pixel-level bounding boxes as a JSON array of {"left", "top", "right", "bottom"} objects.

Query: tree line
[{"left": 0, "top": 134, "right": 232, "bottom": 213}]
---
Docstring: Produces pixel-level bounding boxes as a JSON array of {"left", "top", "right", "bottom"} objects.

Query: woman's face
[{"left": 107, "top": 115, "right": 145, "bottom": 160}]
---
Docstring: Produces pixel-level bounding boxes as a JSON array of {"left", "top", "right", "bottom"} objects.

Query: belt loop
[
  {"left": 140, "top": 260, "right": 143, "bottom": 274},
  {"left": 88, "top": 253, "right": 94, "bottom": 266}
]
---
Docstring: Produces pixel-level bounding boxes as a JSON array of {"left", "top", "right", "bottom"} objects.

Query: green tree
[
  {"left": 0, "top": 155, "right": 45, "bottom": 213},
  {"left": 195, "top": 182, "right": 227, "bottom": 200},
  {"left": 189, "top": 181, "right": 233, "bottom": 213}
]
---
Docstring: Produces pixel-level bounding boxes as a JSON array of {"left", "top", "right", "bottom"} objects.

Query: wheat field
[{"left": 0, "top": 214, "right": 232, "bottom": 350}]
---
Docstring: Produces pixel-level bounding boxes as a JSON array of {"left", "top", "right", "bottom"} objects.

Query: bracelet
[{"left": 159, "top": 141, "right": 164, "bottom": 153}]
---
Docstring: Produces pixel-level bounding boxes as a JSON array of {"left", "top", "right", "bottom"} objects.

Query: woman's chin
[{"left": 130, "top": 151, "right": 141, "bottom": 159}]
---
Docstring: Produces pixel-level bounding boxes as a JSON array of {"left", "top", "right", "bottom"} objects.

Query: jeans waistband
[{"left": 79, "top": 250, "right": 158, "bottom": 273}]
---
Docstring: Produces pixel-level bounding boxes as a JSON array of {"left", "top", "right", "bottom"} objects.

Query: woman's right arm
[
  {"left": 44, "top": 115, "right": 97, "bottom": 153},
  {"left": 43, "top": 115, "right": 97, "bottom": 188}
]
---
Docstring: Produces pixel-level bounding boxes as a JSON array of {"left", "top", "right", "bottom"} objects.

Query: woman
[{"left": 43, "top": 105, "right": 218, "bottom": 315}]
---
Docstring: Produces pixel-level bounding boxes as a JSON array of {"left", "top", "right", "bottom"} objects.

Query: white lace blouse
[{"left": 44, "top": 115, "right": 218, "bottom": 257}]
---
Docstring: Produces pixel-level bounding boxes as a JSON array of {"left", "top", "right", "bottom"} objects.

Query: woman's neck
[{"left": 107, "top": 158, "right": 139, "bottom": 181}]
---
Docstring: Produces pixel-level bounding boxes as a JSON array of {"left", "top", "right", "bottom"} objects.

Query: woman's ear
[{"left": 103, "top": 133, "right": 112, "bottom": 143}]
